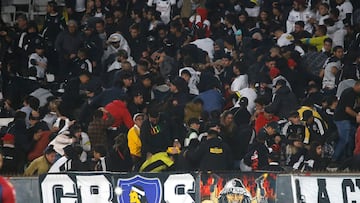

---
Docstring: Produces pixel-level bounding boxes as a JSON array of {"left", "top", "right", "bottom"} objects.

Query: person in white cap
[
  {"left": 101, "top": 33, "right": 131, "bottom": 67},
  {"left": 127, "top": 113, "right": 145, "bottom": 166}
]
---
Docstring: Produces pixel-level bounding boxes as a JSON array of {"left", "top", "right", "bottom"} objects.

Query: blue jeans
[{"left": 333, "top": 120, "right": 356, "bottom": 161}]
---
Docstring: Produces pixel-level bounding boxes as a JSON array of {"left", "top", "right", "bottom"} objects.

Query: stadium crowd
[{"left": 0, "top": 0, "right": 359, "bottom": 175}]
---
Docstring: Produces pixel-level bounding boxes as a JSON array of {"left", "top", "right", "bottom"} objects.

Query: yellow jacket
[
  {"left": 127, "top": 125, "right": 142, "bottom": 158},
  {"left": 301, "top": 35, "right": 328, "bottom": 51},
  {"left": 24, "top": 155, "right": 51, "bottom": 176}
]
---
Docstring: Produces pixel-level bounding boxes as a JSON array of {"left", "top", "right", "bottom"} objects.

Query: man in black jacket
[
  {"left": 186, "top": 124, "right": 232, "bottom": 171},
  {"left": 266, "top": 79, "right": 298, "bottom": 118},
  {"left": 140, "top": 108, "right": 172, "bottom": 159}
]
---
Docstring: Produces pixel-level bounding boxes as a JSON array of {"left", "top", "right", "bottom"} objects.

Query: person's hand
[
  {"left": 69, "top": 54, "right": 77, "bottom": 59},
  {"left": 37, "top": 61, "right": 47, "bottom": 68},
  {"left": 33, "top": 132, "right": 41, "bottom": 141},
  {"left": 86, "top": 91, "right": 94, "bottom": 97},
  {"left": 146, "top": 152, "right": 153, "bottom": 160},
  {"left": 99, "top": 107, "right": 108, "bottom": 113}
]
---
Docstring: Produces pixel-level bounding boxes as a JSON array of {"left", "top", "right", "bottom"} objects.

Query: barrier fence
[{"left": 7, "top": 172, "right": 360, "bottom": 203}]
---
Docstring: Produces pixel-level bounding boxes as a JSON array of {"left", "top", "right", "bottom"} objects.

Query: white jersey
[
  {"left": 48, "top": 156, "right": 71, "bottom": 172},
  {"left": 191, "top": 38, "right": 215, "bottom": 61},
  {"left": 336, "top": 1, "right": 353, "bottom": 22},
  {"left": 28, "top": 53, "right": 47, "bottom": 78},
  {"left": 286, "top": 8, "right": 314, "bottom": 33},
  {"left": 179, "top": 67, "right": 200, "bottom": 95},
  {"left": 148, "top": 0, "right": 176, "bottom": 24},
  {"left": 231, "top": 74, "right": 249, "bottom": 92}
]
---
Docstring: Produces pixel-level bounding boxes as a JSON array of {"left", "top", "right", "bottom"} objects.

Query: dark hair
[
  {"left": 93, "top": 109, "right": 104, "bottom": 119},
  {"left": 330, "top": 8, "right": 340, "bottom": 18},
  {"left": 295, "top": 21, "right": 305, "bottom": 27},
  {"left": 28, "top": 96, "right": 40, "bottom": 110},
  {"left": 93, "top": 145, "right": 107, "bottom": 156},
  {"left": 233, "top": 61, "right": 248, "bottom": 74},
  {"left": 333, "top": 45, "right": 343, "bottom": 52},
  {"left": 317, "top": 25, "right": 327, "bottom": 35},
  {"left": 323, "top": 37, "right": 332, "bottom": 44},
  {"left": 320, "top": 2, "right": 329, "bottom": 10}
]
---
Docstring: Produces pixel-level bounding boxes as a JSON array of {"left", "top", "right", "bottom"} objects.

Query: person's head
[
  {"left": 117, "top": 49, "right": 128, "bottom": 61},
  {"left": 221, "top": 54, "right": 232, "bottom": 67},
  {"left": 318, "top": 3, "right": 329, "bottom": 16},
  {"left": 207, "top": 120, "right": 221, "bottom": 133},
  {"left": 108, "top": 33, "right": 122, "bottom": 48},
  {"left": 301, "top": 110, "right": 314, "bottom": 124},
  {"left": 95, "top": 20, "right": 105, "bottom": 33},
  {"left": 315, "top": 25, "right": 327, "bottom": 37},
  {"left": 232, "top": 61, "right": 247, "bottom": 76},
  {"left": 221, "top": 111, "right": 234, "bottom": 127},
  {"left": 93, "top": 145, "right": 107, "bottom": 160},
  {"left": 288, "top": 111, "right": 301, "bottom": 124},
  {"left": 180, "top": 69, "right": 191, "bottom": 83},
  {"left": 137, "top": 60, "right": 149, "bottom": 75},
  {"left": 77, "top": 48, "right": 88, "bottom": 59},
  {"left": 265, "top": 121, "right": 280, "bottom": 136},
  {"left": 130, "top": 9, "right": 142, "bottom": 20},
  {"left": 129, "top": 23, "right": 141, "bottom": 39},
  {"left": 47, "top": 1, "right": 58, "bottom": 13},
  {"left": 148, "top": 107, "right": 160, "bottom": 125},
  {"left": 293, "top": 0, "right": 306, "bottom": 11},
  {"left": 336, "top": 0, "right": 345, "bottom": 5},
  {"left": 93, "top": 109, "right": 104, "bottom": 120},
  {"left": 29, "top": 110, "right": 41, "bottom": 126},
  {"left": 69, "top": 123, "right": 82, "bottom": 138},
  {"left": 169, "top": 20, "right": 182, "bottom": 34},
  {"left": 273, "top": 28, "right": 284, "bottom": 39},
  {"left": 79, "top": 70, "right": 91, "bottom": 84},
  {"left": 45, "top": 145, "right": 57, "bottom": 164},
  {"left": 168, "top": 77, "right": 188, "bottom": 93},
  {"left": 265, "top": 57, "right": 276, "bottom": 69},
  {"left": 333, "top": 46, "right": 344, "bottom": 59},
  {"left": 188, "top": 117, "right": 200, "bottom": 131},
  {"left": 330, "top": 8, "right": 340, "bottom": 20},
  {"left": 309, "top": 141, "right": 322, "bottom": 157},
  {"left": 224, "top": 13, "right": 236, "bottom": 27},
  {"left": 16, "top": 14, "right": 28, "bottom": 29},
  {"left": 294, "top": 21, "right": 305, "bottom": 33},
  {"left": 274, "top": 79, "right": 286, "bottom": 91},
  {"left": 323, "top": 38, "right": 333, "bottom": 52},
  {"left": 35, "top": 43, "right": 45, "bottom": 56},
  {"left": 83, "top": 24, "right": 94, "bottom": 36},
  {"left": 24, "top": 96, "right": 40, "bottom": 110},
  {"left": 67, "top": 20, "right": 78, "bottom": 34},
  {"left": 133, "top": 113, "right": 145, "bottom": 127},
  {"left": 353, "top": 80, "right": 360, "bottom": 93},
  {"left": 254, "top": 97, "right": 266, "bottom": 112}
]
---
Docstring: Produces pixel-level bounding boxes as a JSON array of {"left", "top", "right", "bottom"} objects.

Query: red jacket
[
  {"left": 104, "top": 100, "right": 134, "bottom": 128},
  {"left": 27, "top": 131, "right": 52, "bottom": 161},
  {"left": 0, "top": 176, "right": 16, "bottom": 203},
  {"left": 254, "top": 112, "right": 279, "bottom": 133}
]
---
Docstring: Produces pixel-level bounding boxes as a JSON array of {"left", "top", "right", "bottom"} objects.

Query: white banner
[{"left": 296, "top": 176, "right": 360, "bottom": 203}]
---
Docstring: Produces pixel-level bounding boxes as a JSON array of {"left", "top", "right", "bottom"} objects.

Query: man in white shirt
[
  {"left": 336, "top": 0, "right": 353, "bottom": 25},
  {"left": 190, "top": 28, "right": 214, "bottom": 61},
  {"left": 286, "top": 0, "right": 315, "bottom": 33}
]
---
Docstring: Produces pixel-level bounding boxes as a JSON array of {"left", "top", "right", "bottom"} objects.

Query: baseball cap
[
  {"left": 108, "top": 33, "right": 121, "bottom": 43},
  {"left": 1, "top": 133, "right": 14, "bottom": 142}
]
